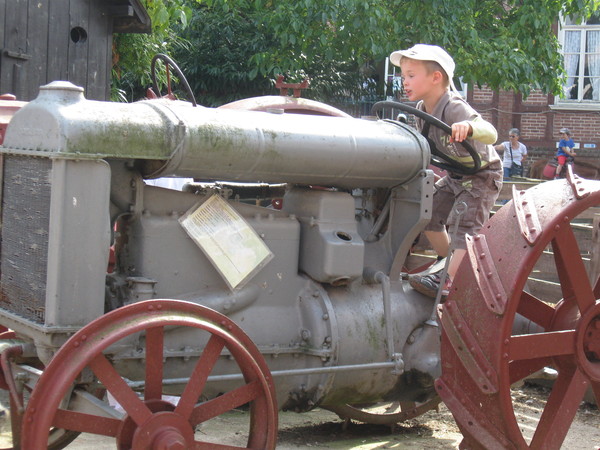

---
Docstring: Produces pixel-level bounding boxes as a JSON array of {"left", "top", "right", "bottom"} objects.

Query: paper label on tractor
[{"left": 179, "top": 194, "right": 273, "bottom": 290}]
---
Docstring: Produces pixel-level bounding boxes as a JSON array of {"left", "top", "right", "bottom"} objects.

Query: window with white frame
[{"left": 558, "top": 11, "right": 600, "bottom": 104}]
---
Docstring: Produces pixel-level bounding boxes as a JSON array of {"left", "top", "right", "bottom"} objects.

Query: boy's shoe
[{"left": 409, "top": 269, "right": 451, "bottom": 299}]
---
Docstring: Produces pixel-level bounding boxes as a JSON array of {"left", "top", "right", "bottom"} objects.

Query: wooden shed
[{"left": 0, "top": 0, "right": 150, "bottom": 101}]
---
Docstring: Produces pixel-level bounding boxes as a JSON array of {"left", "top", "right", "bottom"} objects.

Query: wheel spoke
[
  {"left": 553, "top": 227, "right": 595, "bottom": 312},
  {"left": 175, "top": 334, "right": 226, "bottom": 419},
  {"left": 517, "top": 291, "right": 555, "bottom": 329},
  {"left": 508, "top": 331, "right": 576, "bottom": 361},
  {"left": 89, "top": 353, "right": 152, "bottom": 425},
  {"left": 144, "top": 326, "right": 164, "bottom": 401},
  {"left": 508, "top": 357, "right": 552, "bottom": 384},
  {"left": 52, "top": 409, "right": 121, "bottom": 436},
  {"left": 190, "top": 380, "right": 263, "bottom": 425},
  {"left": 530, "top": 367, "right": 589, "bottom": 448}
]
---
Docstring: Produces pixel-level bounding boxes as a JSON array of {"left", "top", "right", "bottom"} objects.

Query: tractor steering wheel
[
  {"left": 150, "top": 53, "right": 197, "bottom": 107},
  {"left": 371, "top": 100, "right": 481, "bottom": 175}
]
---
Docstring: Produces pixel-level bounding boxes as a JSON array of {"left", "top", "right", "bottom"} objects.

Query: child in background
[{"left": 555, "top": 128, "right": 576, "bottom": 179}]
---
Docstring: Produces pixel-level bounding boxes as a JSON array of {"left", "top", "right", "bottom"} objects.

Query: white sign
[{"left": 179, "top": 195, "right": 273, "bottom": 290}]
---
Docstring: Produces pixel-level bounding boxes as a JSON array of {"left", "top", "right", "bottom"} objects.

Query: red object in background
[
  {"left": 543, "top": 160, "right": 558, "bottom": 179},
  {"left": 0, "top": 93, "right": 27, "bottom": 145}
]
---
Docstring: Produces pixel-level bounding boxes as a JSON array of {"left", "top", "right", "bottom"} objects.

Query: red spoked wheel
[
  {"left": 21, "top": 300, "right": 278, "bottom": 449},
  {"left": 437, "top": 173, "right": 600, "bottom": 449}
]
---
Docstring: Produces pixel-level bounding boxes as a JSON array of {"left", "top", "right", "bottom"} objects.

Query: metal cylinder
[{"left": 3, "top": 82, "right": 430, "bottom": 189}]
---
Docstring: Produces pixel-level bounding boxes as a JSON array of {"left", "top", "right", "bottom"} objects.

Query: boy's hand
[{"left": 450, "top": 121, "right": 472, "bottom": 143}]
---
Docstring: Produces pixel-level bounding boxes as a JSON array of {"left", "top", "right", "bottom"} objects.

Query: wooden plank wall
[
  {"left": 1, "top": 0, "right": 113, "bottom": 101},
  {"left": 1, "top": 0, "right": 29, "bottom": 99},
  {"left": 47, "top": 0, "right": 70, "bottom": 88},
  {"left": 0, "top": 0, "right": 5, "bottom": 92},
  {"left": 27, "top": 0, "right": 50, "bottom": 97}
]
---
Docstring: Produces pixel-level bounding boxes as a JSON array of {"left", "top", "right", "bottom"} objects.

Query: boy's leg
[
  {"left": 555, "top": 155, "right": 567, "bottom": 179},
  {"left": 424, "top": 230, "right": 450, "bottom": 258},
  {"left": 409, "top": 242, "right": 465, "bottom": 298},
  {"left": 411, "top": 170, "right": 501, "bottom": 299},
  {"left": 447, "top": 248, "right": 466, "bottom": 280},
  {"left": 409, "top": 230, "right": 451, "bottom": 298}
]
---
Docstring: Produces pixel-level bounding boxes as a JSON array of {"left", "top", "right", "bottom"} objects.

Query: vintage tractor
[{"left": 0, "top": 76, "right": 598, "bottom": 449}]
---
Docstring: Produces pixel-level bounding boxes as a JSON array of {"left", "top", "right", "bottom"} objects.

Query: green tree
[
  {"left": 115, "top": 0, "right": 600, "bottom": 103},
  {"left": 112, "top": 0, "right": 193, "bottom": 101}
]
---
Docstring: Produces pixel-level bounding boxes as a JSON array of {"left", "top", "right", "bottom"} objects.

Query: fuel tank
[{"left": 3, "top": 81, "right": 430, "bottom": 189}]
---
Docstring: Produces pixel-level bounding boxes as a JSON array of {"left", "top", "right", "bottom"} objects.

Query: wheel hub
[
  {"left": 131, "top": 412, "right": 194, "bottom": 449},
  {"left": 153, "top": 428, "right": 187, "bottom": 449},
  {"left": 576, "top": 301, "right": 600, "bottom": 381}
]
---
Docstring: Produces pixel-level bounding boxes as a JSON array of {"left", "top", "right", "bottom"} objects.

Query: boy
[
  {"left": 389, "top": 44, "right": 502, "bottom": 298},
  {"left": 555, "top": 128, "right": 575, "bottom": 179}
]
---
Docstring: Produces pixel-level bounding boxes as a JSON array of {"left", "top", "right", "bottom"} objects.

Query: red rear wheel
[{"left": 438, "top": 172, "right": 600, "bottom": 448}]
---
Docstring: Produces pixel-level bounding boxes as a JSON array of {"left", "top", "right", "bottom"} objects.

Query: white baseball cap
[{"left": 390, "top": 44, "right": 458, "bottom": 92}]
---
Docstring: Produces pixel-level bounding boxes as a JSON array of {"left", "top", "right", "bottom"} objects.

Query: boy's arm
[
  {"left": 561, "top": 144, "right": 576, "bottom": 156},
  {"left": 451, "top": 116, "right": 497, "bottom": 144},
  {"left": 468, "top": 116, "right": 498, "bottom": 144}
]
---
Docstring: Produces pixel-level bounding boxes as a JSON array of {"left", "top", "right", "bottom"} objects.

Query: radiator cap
[{"left": 38, "top": 81, "right": 84, "bottom": 104}]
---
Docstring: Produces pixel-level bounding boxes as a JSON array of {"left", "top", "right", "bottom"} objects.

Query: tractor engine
[{"left": 1, "top": 81, "right": 437, "bottom": 413}]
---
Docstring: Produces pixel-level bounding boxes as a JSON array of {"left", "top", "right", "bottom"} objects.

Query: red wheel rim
[{"left": 21, "top": 300, "right": 278, "bottom": 449}]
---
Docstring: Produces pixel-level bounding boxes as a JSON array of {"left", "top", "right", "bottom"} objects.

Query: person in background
[
  {"left": 555, "top": 128, "right": 576, "bottom": 179},
  {"left": 389, "top": 44, "right": 502, "bottom": 299},
  {"left": 494, "top": 128, "right": 527, "bottom": 180}
]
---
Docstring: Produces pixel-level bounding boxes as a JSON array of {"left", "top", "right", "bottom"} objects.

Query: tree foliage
[
  {"left": 114, "top": 0, "right": 600, "bottom": 103},
  {"left": 112, "top": 0, "right": 193, "bottom": 101}
]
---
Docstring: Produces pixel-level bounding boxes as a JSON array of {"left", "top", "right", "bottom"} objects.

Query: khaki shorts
[{"left": 425, "top": 169, "right": 503, "bottom": 249}]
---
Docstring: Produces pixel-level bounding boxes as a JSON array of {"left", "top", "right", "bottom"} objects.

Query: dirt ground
[{"left": 0, "top": 382, "right": 598, "bottom": 449}]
